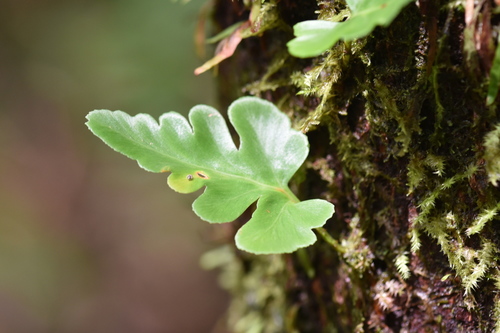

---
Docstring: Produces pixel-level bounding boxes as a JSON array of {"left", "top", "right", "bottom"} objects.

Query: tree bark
[{"left": 207, "top": 1, "right": 500, "bottom": 332}]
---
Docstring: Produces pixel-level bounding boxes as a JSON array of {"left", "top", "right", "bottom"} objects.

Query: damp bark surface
[{"left": 207, "top": 1, "right": 500, "bottom": 332}]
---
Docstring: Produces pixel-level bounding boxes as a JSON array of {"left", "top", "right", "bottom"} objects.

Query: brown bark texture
[{"left": 204, "top": 1, "right": 500, "bottom": 332}]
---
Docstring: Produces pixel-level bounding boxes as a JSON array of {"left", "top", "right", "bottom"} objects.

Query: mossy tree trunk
[{"left": 206, "top": 1, "right": 500, "bottom": 332}]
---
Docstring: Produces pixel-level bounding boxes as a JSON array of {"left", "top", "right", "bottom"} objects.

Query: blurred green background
[{"left": 0, "top": 0, "right": 229, "bottom": 332}]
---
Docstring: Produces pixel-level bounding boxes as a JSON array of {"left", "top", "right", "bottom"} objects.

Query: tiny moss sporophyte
[{"left": 86, "top": 97, "right": 334, "bottom": 254}]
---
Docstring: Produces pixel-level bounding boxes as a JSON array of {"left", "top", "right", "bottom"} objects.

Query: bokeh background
[{"left": 0, "top": 0, "right": 229, "bottom": 332}]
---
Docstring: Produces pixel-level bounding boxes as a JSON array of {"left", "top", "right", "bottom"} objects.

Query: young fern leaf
[
  {"left": 287, "top": 0, "right": 414, "bottom": 58},
  {"left": 86, "top": 97, "right": 335, "bottom": 254}
]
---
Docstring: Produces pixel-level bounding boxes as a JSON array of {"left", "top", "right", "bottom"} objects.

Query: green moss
[
  {"left": 341, "top": 215, "right": 374, "bottom": 272},
  {"left": 407, "top": 158, "right": 500, "bottom": 296},
  {"left": 394, "top": 252, "right": 411, "bottom": 280},
  {"left": 484, "top": 123, "right": 500, "bottom": 186},
  {"left": 466, "top": 203, "right": 500, "bottom": 236},
  {"left": 292, "top": 44, "right": 349, "bottom": 132}
]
